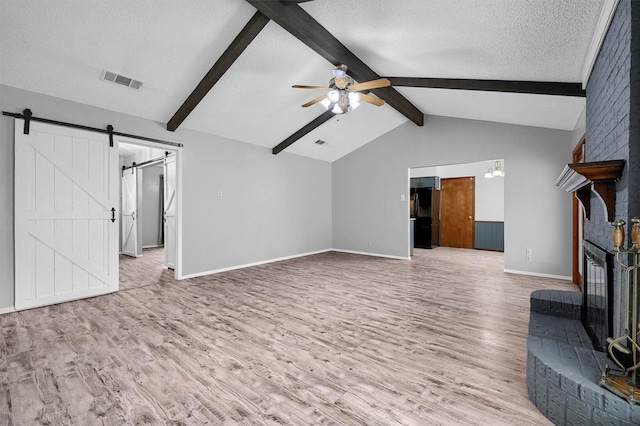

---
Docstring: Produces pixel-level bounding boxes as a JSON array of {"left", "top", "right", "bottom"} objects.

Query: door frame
[
  {"left": 572, "top": 136, "right": 586, "bottom": 289},
  {"left": 117, "top": 136, "right": 184, "bottom": 279}
]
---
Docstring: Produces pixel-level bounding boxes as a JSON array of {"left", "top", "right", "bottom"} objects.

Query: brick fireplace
[
  {"left": 526, "top": 1, "right": 640, "bottom": 424},
  {"left": 582, "top": 240, "right": 613, "bottom": 352},
  {"left": 585, "top": 0, "right": 640, "bottom": 337}
]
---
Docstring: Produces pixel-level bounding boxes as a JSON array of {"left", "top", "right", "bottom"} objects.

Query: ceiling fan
[{"left": 293, "top": 64, "right": 391, "bottom": 114}]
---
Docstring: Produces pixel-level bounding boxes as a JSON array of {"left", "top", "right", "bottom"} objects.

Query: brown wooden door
[
  {"left": 440, "top": 177, "right": 475, "bottom": 249},
  {"left": 573, "top": 136, "right": 586, "bottom": 288}
]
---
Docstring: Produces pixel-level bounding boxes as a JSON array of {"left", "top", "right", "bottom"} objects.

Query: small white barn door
[
  {"left": 121, "top": 167, "right": 139, "bottom": 257},
  {"left": 164, "top": 153, "right": 176, "bottom": 269},
  {"left": 14, "top": 120, "right": 119, "bottom": 310}
]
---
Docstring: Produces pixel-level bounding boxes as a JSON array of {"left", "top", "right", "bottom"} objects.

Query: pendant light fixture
[{"left": 484, "top": 160, "right": 505, "bottom": 179}]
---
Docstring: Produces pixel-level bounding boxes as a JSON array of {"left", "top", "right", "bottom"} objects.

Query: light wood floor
[
  {"left": 119, "top": 247, "right": 169, "bottom": 291},
  {"left": 1, "top": 248, "right": 577, "bottom": 425}
]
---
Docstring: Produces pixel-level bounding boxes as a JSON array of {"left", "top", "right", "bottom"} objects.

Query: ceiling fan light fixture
[
  {"left": 327, "top": 89, "right": 340, "bottom": 103},
  {"left": 294, "top": 64, "right": 390, "bottom": 115},
  {"left": 332, "top": 65, "right": 347, "bottom": 79},
  {"left": 338, "top": 91, "right": 350, "bottom": 113},
  {"left": 484, "top": 168, "right": 494, "bottom": 179}
]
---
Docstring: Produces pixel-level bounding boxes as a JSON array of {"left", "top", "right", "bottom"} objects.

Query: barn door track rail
[{"left": 2, "top": 108, "right": 183, "bottom": 148}]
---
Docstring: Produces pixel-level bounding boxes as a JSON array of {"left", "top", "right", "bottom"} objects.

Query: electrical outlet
[
  {"left": 401, "top": 194, "right": 405, "bottom": 201},
  {"left": 525, "top": 248, "right": 533, "bottom": 262},
  {"left": 368, "top": 242, "right": 372, "bottom": 247}
]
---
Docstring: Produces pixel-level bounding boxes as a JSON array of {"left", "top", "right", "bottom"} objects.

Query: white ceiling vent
[
  {"left": 315, "top": 139, "right": 327, "bottom": 146},
  {"left": 101, "top": 70, "right": 142, "bottom": 90}
]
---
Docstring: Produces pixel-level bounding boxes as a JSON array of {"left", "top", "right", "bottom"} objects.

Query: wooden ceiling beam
[
  {"left": 272, "top": 110, "right": 335, "bottom": 155},
  {"left": 166, "top": 11, "right": 270, "bottom": 132},
  {"left": 246, "top": 0, "right": 424, "bottom": 129},
  {"left": 386, "top": 77, "right": 586, "bottom": 97}
]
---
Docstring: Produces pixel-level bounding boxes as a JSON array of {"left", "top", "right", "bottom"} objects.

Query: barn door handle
[
  {"left": 111, "top": 208, "right": 116, "bottom": 223},
  {"left": 132, "top": 211, "right": 136, "bottom": 221}
]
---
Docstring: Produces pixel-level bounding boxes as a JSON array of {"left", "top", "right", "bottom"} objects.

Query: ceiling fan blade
[
  {"left": 359, "top": 93, "right": 385, "bottom": 107},
  {"left": 349, "top": 78, "right": 391, "bottom": 92},
  {"left": 302, "top": 95, "right": 327, "bottom": 108},
  {"left": 292, "top": 85, "right": 330, "bottom": 90}
]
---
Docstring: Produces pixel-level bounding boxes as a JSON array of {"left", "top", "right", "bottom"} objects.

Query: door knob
[{"left": 468, "top": 216, "right": 472, "bottom": 219}]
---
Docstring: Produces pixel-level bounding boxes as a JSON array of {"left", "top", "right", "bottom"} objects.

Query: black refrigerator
[{"left": 410, "top": 184, "right": 440, "bottom": 249}]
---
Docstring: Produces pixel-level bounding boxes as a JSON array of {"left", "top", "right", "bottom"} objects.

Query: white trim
[
  {"left": 582, "top": 0, "right": 620, "bottom": 88},
  {"left": 181, "top": 248, "right": 412, "bottom": 279},
  {"left": 142, "top": 245, "right": 163, "bottom": 249},
  {"left": 332, "top": 249, "right": 410, "bottom": 261},
  {"left": 0, "top": 307, "right": 17, "bottom": 315},
  {"left": 407, "top": 169, "right": 412, "bottom": 258},
  {"left": 504, "top": 269, "right": 571, "bottom": 281},
  {"left": 180, "top": 249, "right": 333, "bottom": 279},
  {"left": 175, "top": 148, "right": 184, "bottom": 279}
]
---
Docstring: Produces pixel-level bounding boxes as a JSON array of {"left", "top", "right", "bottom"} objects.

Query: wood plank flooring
[
  {"left": 0, "top": 248, "right": 577, "bottom": 425},
  {"left": 119, "top": 247, "right": 168, "bottom": 291}
]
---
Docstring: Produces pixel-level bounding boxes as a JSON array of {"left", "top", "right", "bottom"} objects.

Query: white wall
[
  {"left": 571, "top": 107, "right": 586, "bottom": 148},
  {"left": 0, "top": 84, "right": 332, "bottom": 310},
  {"left": 332, "top": 115, "right": 574, "bottom": 278},
  {"left": 411, "top": 160, "right": 505, "bottom": 222}
]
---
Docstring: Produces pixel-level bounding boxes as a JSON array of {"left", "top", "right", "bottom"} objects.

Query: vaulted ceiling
[{"left": 0, "top": 0, "right": 607, "bottom": 162}]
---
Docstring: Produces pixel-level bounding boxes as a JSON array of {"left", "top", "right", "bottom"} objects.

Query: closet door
[
  {"left": 121, "top": 167, "right": 139, "bottom": 257},
  {"left": 14, "top": 120, "right": 119, "bottom": 310},
  {"left": 163, "top": 154, "right": 176, "bottom": 269}
]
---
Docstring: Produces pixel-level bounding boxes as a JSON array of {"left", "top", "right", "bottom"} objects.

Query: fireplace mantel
[{"left": 555, "top": 160, "right": 625, "bottom": 221}]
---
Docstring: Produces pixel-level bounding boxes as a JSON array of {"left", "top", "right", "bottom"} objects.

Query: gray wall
[
  {"left": 332, "top": 115, "right": 574, "bottom": 278},
  {"left": 0, "top": 84, "right": 332, "bottom": 310}
]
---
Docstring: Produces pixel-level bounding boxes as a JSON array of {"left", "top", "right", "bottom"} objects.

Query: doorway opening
[
  {"left": 118, "top": 137, "right": 182, "bottom": 289},
  {"left": 409, "top": 159, "right": 505, "bottom": 255}
]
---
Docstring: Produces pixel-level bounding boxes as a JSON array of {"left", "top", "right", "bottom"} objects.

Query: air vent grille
[
  {"left": 315, "top": 140, "right": 327, "bottom": 146},
  {"left": 101, "top": 70, "right": 142, "bottom": 90}
]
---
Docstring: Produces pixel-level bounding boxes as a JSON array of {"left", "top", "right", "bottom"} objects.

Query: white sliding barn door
[
  {"left": 14, "top": 120, "right": 119, "bottom": 310},
  {"left": 121, "top": 167, "right": 139, "bottom": 257},
  {"left": 164, "top": 153, "right": 176, "bottom": 269}
]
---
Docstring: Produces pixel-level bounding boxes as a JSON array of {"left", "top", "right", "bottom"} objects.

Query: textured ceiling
[{"left": 0, "top": 0, "right": 606, "bottom": 162}]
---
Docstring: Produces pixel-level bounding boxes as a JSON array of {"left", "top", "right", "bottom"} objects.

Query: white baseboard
[
  {"left": 180, "top": 249, "right": 333, "bottom": 279},
  {"left": 504, "top": 269, "right": 571, "bottom": 281},
  {"left": 331, "top": 249, "right": 410, "bottom": 261},
  {"left": 0, "top": 306, "right": 16, "bottom": 315}
]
